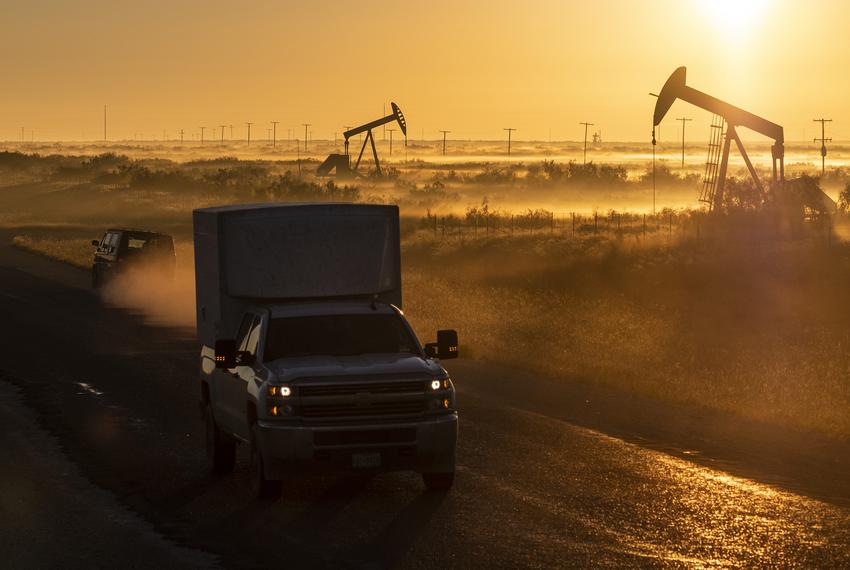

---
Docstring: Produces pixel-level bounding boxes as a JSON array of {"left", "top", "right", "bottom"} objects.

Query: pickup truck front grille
[
  {"left": 300, "top": 400, "right": 425, "bottom": 419},
  {"left": 313, "top": 428, "right": 416, "bottom": 446},
  {"left": 299, "top": 380, "right": 424, "bottom": 397}
]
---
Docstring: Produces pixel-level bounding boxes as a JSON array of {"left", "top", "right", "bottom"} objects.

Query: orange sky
[{"left": 1, "top": 0, "right": 847, "bottom": 142}]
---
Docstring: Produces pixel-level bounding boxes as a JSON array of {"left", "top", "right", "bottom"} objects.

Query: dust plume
[{"left": 101, "top": 262, "right": 196, "bottom": 329}]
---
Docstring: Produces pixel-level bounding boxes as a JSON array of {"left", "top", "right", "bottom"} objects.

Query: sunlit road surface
[{"left": 1, "top": 236, "right": 849, "bottom": 568}]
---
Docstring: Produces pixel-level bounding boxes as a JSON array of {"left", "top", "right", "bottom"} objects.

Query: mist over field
[{"left": 4, "top": 143, "right": 850, "bottom": 439}]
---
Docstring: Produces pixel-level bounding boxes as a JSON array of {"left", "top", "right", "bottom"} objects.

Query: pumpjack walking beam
[{"left": 653, "top": 67, "right": 784, "bottom": 211}]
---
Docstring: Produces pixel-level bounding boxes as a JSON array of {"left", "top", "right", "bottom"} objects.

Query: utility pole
[
  {"left": 245, "top": 122, "right": 253, "bottom": 146},
  {"left": 219, "top": 125, "right": 226, "bottom": 144},
  {"left": 270, "top": 121, "right": 279, "bottom": 147},
  {"left": 103, "top": 104, "right": 107, "bottom": 142},
  {"left": 504, "top": 128, "right": 516, "bottom": 156},
  {"left": 179, "top": 129, "right": 184, "bottom": 143},
  {"left": 199, "top": 126, "right": 206, "bottom": 144},
  {"left": 302, "top": 123, "right": 311, "bottom": 152},
  {"left": 387, "top": 128, "right": 396, "bottom": 156},
  {"left": 439, "top": 130, "right": 450, "bottom": 155},
  {"left": 676, "top": 117, "right": 692, "bottom": 168},
  {"left": 813, "top": 118, "right": 832, "bottom": 175},
  {"left": 228, "top": 125, "right": 234, "bottom": 139},
  {"left": 579, "top": 122, "right": 594, "bottom": 164}
]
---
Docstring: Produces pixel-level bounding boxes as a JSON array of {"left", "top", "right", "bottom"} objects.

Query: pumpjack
[
  {"left": 317, "top": 103, "right": 407, "bottom": 178},
  {"left": 653, "top": 67, "right": 835, "bottom": 215}
]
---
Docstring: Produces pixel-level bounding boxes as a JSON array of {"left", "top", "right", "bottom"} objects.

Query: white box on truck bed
[{"left": 193, "top": 203, "right": 401, "bottom": 348}]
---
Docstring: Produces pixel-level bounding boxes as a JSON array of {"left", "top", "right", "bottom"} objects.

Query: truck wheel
[
  {"left": 205, "top": 404, "right": 236, "bottom": 475},
  {"left": 91, "top": 267, "right": 101, "bottom": 289},
  {"left": 422, "top": 471, "right": 455, "bottom": 491},
  {"left": 249, "top": 425, "right": 281, "bottom": 500}
]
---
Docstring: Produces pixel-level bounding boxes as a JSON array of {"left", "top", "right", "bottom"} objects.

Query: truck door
[
  {"left": 215, "top": 313, "right": 262, "bottom": 439},
  {"left": 211, "top": 313, "right": 255, "bottom": 433}
]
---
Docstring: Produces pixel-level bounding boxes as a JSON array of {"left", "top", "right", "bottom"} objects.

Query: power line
[
  {"left": 439, "top": 130, "right": 451, "bottom": 155},
  {"left": 813, "top": 118, "right": 833, "bottom": 175},
  {"left": 579, "top": 122, "right": 594, "bottom": 164},
  {"left": 387, "top": 128, "right": 396, "bottom": 156},
  {"left": 504, "top": 128, "right": 516, "bottom": 156},
  {"left": 302, "top": 123, "right": 311, "bottom": 152},
  {"left": 676, "top": 117, "right": 692, "bottom": 168},
  {"left": 270, "top": 121, "right": 279, "bottom": 148}
]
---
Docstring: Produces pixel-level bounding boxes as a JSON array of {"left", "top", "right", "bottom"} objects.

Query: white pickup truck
[{"left": 194, "top": 203, "right": 458, "bottom": 499}]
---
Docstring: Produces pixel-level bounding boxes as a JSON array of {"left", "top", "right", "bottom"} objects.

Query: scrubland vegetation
[{"left": 4, "top": 147, "right": 850, "bottom": 439}]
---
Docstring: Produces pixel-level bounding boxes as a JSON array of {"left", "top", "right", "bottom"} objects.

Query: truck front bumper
[{"left": 256, "top": 413, "right": 458, "bottom": 480}]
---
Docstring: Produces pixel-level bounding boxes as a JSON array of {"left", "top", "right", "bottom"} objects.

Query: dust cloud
[{"left": 101, "top": 263, "right": 196, "bottom": 329}]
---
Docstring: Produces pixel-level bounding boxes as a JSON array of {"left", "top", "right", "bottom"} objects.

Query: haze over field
[{"left": 1, "top": 0, "right": 847, "bottom": 143}]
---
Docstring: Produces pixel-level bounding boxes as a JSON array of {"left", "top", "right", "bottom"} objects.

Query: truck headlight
[
  {"left": 268, "top": 385, "right": 291, "bottom": 397},
  {"left": 430, "top": 378, "right": 451, "bottom": 391}
]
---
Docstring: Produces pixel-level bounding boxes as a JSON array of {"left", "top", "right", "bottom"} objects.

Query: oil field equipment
[
  {"left": 317, "top": 102, "right": 407, "bottom": 178},
  {"left": 652, "top": 67, "right": 835, "bottom": 216}
]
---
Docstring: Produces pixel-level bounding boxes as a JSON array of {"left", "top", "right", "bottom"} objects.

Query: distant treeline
[{"left": 0, "top": 151, "right": 359, "bottom": 202}]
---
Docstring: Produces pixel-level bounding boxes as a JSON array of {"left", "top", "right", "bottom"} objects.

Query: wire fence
[{"left": 419, "top": 208, "right": 839, "bottom": 246}]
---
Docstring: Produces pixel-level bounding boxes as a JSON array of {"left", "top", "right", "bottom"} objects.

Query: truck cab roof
[{"left": 261, "top": 301, "right": 401, "bottom": 319}]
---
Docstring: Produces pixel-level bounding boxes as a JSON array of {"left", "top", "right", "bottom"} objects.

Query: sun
[{"left": 697, "top": 0, "right": 769, "bottom": 39}]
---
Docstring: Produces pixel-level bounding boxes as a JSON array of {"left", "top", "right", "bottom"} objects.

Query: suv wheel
[
  {"left": 423, "top": 471, "right": 455, "bottom": 491},
  {"left": 249, "top": 425, "right": 282, "bottom": 500},
  {"left": 204, "top": 404, "right": 236, "bottom": 474}
]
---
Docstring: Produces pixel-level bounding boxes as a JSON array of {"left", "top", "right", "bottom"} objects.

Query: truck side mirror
[
  {"left": 436, "top": 329, "right": 459, "bottom": 360},
  {"left": 424, "top": 331, "right": 459, "bottom": 359},
  {"left": 214, "top": 339, "right": 237, "bottom": 368}
]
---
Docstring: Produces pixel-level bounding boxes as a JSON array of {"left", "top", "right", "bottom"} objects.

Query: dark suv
[{"left": 91, "top": 229, "right": 176, "bottom": 288}]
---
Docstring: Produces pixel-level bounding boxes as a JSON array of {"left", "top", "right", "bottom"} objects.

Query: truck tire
[
  {"left": 205, "top": 404, "right": 236, "bottom": 475},
  {"left": 249, "top": 425, "right": 282, "bottom": 500},
  {"left": 91, "top": 267, "right": 101, "bottom": 289},
  {"left": 422, "top": 471, "right": 455, "bottom": 491}
]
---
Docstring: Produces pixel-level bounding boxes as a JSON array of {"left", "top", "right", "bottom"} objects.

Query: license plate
[{"left": 352, "top": 452, "right": 381, "bottom": 469}]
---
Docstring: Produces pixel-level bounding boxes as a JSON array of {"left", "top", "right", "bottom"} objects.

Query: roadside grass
[{"left": 12, "top": 235, "right": 92, "bottom": 268}]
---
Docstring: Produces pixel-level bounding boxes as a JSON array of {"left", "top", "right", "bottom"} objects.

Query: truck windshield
[{"left": 264, "top": 314, "right": 419, "bottom": 360}]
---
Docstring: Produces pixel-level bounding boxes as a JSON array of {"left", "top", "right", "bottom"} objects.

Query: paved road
[{"left": 2, "top": 234, "right": 850, "bottom": 568}]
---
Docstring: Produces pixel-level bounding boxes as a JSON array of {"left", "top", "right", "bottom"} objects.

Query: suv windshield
[
  {"left": 122, "top": 233, "right": 174, "bottom": 255},
  {"left": 264, "top": 314, "right": 418, "bottom": 360}
]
